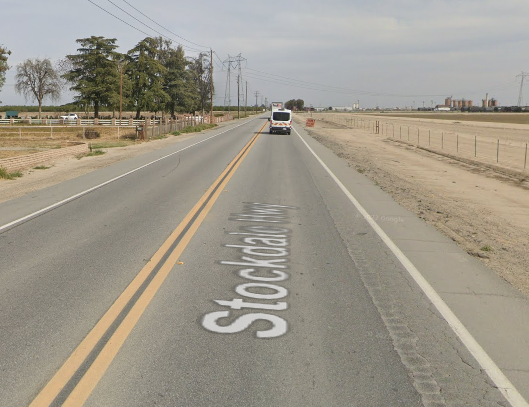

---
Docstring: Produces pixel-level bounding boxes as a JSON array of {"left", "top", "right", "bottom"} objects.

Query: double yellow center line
[{"left": 30, "top": 123, "right": 266, "bottom": 407}]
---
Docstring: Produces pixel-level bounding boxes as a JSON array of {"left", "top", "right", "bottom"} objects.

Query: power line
[
  {"left": 87, "top": 0, "right": 152, "bottom": 37},
  {"left": 87, "top": 0, "right": 206, "bottom": 54},
  {"left": 244, "top": 68, "right": 447, "bottom": 98},
  {"left": 244, "top": 67, "right": 518, "bottom": 99},
  {"left": 102, "top": 0, "right": 205, "bottom": 53},
  {"left": 120, "top": 0, "right": 210, "bottom": 49}
]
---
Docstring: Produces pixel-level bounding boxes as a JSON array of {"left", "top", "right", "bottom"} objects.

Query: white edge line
[
  {"left": 294, "top": 126, "right": 529, "bottom": 407},
  {"left": 0, "top": 121, "right": 250, "bottom": 234}
]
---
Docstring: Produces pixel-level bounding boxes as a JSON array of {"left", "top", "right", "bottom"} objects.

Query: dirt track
[{"left": 296, "top": 112, "right": 529, "bottom": 298}]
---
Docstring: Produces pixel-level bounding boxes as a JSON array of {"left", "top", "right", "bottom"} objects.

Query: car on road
[{"left": 60, "top": 113, "right": 78, "bottom": 121}]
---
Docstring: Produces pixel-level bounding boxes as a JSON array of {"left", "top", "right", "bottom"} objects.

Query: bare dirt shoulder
[
  {"left": 0, "top": 133, "right": 196, "bottom": 203},
  {"left": 295, "top": 113, "right": 529, "bottom": 298}
]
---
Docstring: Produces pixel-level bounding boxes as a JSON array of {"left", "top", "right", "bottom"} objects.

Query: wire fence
[
  {"left": 0, "top": 115, "right": 220, "bottom": 126},
  {"left": 318, "top": 115, "right": 529, "bottom": 172},
  {"left": 0, "top": 114, "right": 233, "bottom": 141}
]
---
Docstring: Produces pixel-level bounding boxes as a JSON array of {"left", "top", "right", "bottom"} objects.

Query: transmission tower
[
  {"left": 236, "top": 55, "right": 246, "bottom": 108},
  {"left": 235, "top": 54, "right": 247, "bottom": 118},
  {"left": 223, "top": 54, "right": 246, "bottom": 115},
  {"left": 223, "top": 55, "right": 235, "bottom": 112},
  {"left": 517, "top": 72, "right": 529, "bottom": 107}
]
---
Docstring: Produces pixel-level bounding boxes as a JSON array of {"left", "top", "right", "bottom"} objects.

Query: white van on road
[{"left": 268, "top": 108, "right": 292, "bottom": 135}]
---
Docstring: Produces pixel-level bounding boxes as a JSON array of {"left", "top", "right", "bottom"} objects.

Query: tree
[
  {"left": 155, "top": 40, "right": 194, "bottom": 117},
  {"left": 295, "top": 99, "right": 305, "bottom": 111},
  {"left": 188, "top": 52, "right": 213, "bottom": 114},
  {"left": 63, "top": 36, "right": 122, "bottom": 118},
  {"left": 15, "top": 58, "right": 62, "bottom": 118},
  {"left": 285, "top": 99, "right": 305, "bottom": 111},
  {"left": 285, "top": 99, "right": 295, "bottom": 110},
  {"left": 126, "top": 37, "right": 168, "bottom": 119},
  {"left": 0, "top": 45, "right": 11, "bottom": 96}
]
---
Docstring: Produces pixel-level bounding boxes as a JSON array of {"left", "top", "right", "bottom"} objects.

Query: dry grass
[
  {"left": 0, "top": 139, "right": 71, "bottom": 159},
  {"left": 0, "top": 125, "right": 138, "bottom": 159},
  {"left": 376, "top": 112, "right": 529, "bottom": 125}
]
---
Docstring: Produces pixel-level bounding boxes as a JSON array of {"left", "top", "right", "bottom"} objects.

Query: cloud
[{"left": 1, "top": 0, "right": 528, "bottom": 107}]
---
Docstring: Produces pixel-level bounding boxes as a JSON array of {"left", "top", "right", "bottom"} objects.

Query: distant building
[
  {"left": 330, "top": 106, "right": 353, "bottom": 111},
  {"left": 445, "top": 97, "right": 474, "bottom": 110}
]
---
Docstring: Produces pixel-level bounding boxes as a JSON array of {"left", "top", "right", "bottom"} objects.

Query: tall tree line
[
  {"left": 62, "top": 35, "right": 213, "bottom": 119},
  {"left": 8, "top": 35, "right": 213, "bottom": 119},
  {"left": 0, "top": 45, "right": 11, "bottom": 99}
]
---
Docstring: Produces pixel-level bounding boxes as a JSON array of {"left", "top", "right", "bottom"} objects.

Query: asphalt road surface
[{"left": 1, "top": 116, "right": 528, "bottom": 407}]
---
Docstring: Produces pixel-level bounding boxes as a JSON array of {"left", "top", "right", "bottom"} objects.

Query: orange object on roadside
[{"left": 306, "top": 118, "right": 315, "bottom": 127}]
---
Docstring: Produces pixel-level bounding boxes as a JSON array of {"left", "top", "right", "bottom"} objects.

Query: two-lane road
[{"left": 0, "top": 116, "right": 526, "bottom": 406}]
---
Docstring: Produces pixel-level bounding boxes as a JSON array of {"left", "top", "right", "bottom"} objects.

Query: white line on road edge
[
  {"left": 0, "top": 121, "right": 252, "bottom": 234},
  {"left": 294, "top": 127, "right": 529, "bottom": 407}
]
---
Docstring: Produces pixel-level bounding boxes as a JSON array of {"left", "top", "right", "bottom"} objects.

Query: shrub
[{"left": 77, "top": 129, "right": 100, "bottom": 139}]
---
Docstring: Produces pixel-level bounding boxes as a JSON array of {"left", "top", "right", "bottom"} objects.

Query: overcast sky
[{"left": 2, "top": 0, "right": 529, "bottom": 109}]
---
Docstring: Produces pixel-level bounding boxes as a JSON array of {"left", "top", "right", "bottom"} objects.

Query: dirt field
[
  {"left": 1, "top": 114, "right": 528, "bottom": 299},
  {"left": 0, "top": 126, "right": 138, "bottom": 160},
  {"left": 296, "top": 112, "right": 529, "bottom": 298},
  {"left": 382, "top": 112, "right": 529, "bottom": 125}
]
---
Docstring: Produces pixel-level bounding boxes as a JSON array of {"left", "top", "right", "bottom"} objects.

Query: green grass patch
[
  {"left": 0, "top": 167, "right": 23, "bottom": 179},
  {"left": 179, "top": 124, "right": 217, "bottom": 134},
  {"left": 78, "top": 149, "right": 106, "bottom": 159},
  {"left": 480, "top": 245, "right": 493, "bottom": 252},
  {"left": 34, "top": 165, "right": 51, "bottom": 170},
  {"left": 90, "top": 141, "right": 132, "bottom": 149}
]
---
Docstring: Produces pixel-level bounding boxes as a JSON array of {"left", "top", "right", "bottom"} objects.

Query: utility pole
[
  {"left": 119, "top": 60, "right": 127, "bottom": 124},
  {"left": 254, "top": 91, "right": 260, "bottom": 113},
  {"left": 245, "top": 81, "right": 248, "bottom": 117},
  {"left": 210, "top": 49, "right": 213, "bottom": 124},
  {"left": 517, "top": 72, "right": 529, "bottom": 107},
  {"left": 237, "top": 55, "right": 245, "bottom": 110},
  {"left": 119, "top": 63, "right": 123, "bottom": 123}
]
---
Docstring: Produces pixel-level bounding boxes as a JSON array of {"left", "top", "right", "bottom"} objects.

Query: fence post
[
  {"left": 428, "top": 130, "right": 431, "bottom": 146},
  {"left": 474, "top": 136, "right": 477, "bottom": 157}
]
